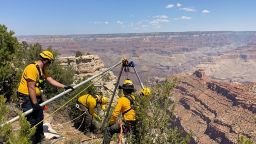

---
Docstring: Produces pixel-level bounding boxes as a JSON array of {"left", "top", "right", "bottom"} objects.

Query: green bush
[
  {"left": 75, "top": 50, "right": 83, "bottom": 57},
  {"left": 0, "top": 24, "right": 20, "bottom": 101},
  {"left": 0, "top": 96, "right": 35, "bottom": 144},
  {"left": 126, "top": 79, "right": 191, "bottom": 144},
  {"left": 238, "top": 135, "right": 254, "bottom": 144}
]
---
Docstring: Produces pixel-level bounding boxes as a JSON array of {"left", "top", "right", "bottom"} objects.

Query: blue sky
[{"left": 1, "top": 0, "right": 256, "bottom": 35}]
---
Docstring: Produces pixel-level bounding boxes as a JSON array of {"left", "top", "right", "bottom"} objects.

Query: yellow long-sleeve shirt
[
  {"left": 78, "top": 94, "right": 98, "bottom": 118},
  {"left": 109, "top": 95, "right": 136, "bottom": 125}
]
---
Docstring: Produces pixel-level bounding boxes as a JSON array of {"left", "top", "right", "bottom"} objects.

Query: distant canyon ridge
[{"left": 18, "top": 31, "right": 256, "bottom": 83}]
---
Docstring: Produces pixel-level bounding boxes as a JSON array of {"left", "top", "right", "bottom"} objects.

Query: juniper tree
[{"left": 0, "top": 24, "right": 19, "bottom": 101}]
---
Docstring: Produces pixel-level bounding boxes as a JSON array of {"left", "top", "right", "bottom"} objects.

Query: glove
[
  {"left": 64, "top": 85, "right": 75, "bottom": 91},
  {"left": 32, "top": 103, "right": 42, "bottom": 111}
]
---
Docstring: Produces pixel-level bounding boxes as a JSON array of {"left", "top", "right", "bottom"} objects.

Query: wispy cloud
[
  {"left": 181, "top": 7, "right": 196, "bottom": 12},
  {"left": 104, "top": 21, "right": 109, "bottom": 24},
  {"left": 154, "top": 15, "right": 168, "bottom": 19},
  {"left": 202, "top": 9, "right": 210, "bottom": 14},
  {"left": 150, "top": 15, "right": 170, "bottom": 25},
  {"left": 181, "top": 16, "right": 192, "bottom": 20},
  {"left": 176, "top": 3, "right": 182, "bottom": 8},
  {"left": 116, "top": 20, "right": 123, "bottom": 24},
  {"left": 174, "top": 16, "right": 192, "bottom": 20},
  {"left": 166, "top": 4, "right": 174, "bottom": 8},
  {"left": 150, "top": 19, "right": 170, "bottom": 24}
]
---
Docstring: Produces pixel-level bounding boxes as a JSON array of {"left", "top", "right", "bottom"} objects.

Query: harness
[
  {"left": 122, "top": 95, "right": 135, "bottom": 115},
  {"left": 35, "top": 63, "right": 46, "bottom": 89}
]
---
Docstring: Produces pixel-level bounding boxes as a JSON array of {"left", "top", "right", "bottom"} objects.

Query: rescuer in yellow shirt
[
  {"left": 103, "top": 79, "right": 137, "bottom": 144},
  {"left": 76, "top": 94, "right": 109, "bottom": 133},
  {"left": 17, "top": 50, "right": 74, "bottom": 144}
]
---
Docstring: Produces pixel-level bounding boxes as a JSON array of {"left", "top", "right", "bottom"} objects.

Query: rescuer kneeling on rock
[{"left": 76, "top": 93, "right": 109, "bottom": 134}]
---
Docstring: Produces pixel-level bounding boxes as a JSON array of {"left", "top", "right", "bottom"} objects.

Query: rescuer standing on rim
[{"left": 17, "top": 50, "right": 74, "bottom": 144}]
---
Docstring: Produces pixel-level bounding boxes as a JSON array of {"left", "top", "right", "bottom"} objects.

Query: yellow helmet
[
  {"left": 119, "top": 79, "right": 136, "bottom": 92},
  {"left": 40, "top": 50, "right": 54, "bottom": 61},
  {"left": 123, "top": 79, "right": 133, "bottom": 85},
  {"left": 101, "top": 96, "right": 109, "bottom": 105},
  {"left": 141, "top": 87, "right": 151, "bottom": 96}
]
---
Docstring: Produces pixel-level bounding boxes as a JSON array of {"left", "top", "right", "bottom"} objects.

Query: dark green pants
[{"left": 103, "top": 121, "right": 136, "bottom": 144}]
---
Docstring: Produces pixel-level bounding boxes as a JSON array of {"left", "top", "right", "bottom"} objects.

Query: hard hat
[
  {"left": 141, "top": 87, "right": 151, "bottom": 96},
  {"left": 119, "top": 79, "right": 134, "bottom": 89},
  {"left": 101, "top": 96, "right": 109, "bottom": 105},
  {"left": 39, "top": 50, "right": 54, "bottom": 61},
  {"left": 123, "top": 79, "right": 133, "bottom": 85}
]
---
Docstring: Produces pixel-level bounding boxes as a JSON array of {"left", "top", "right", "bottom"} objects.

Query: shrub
[
  {"left": 0, "top": 24, "right": 20, "bottom": 102},
  {"left": 75, "top": 51, "right": 83, "bottom": 57},
  {"left": 126, "top": 79, "right": 191, "bottom": 144},
  {"left": 238, "top": 135, "right": 254, "bottom": 144},
  {"left": 0, "top": 96, "right": 35, "bottom": 144}
]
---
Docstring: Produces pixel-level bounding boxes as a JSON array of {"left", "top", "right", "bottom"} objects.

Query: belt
[
  {"left": 17, "top": 91, "right": 29, "bottom": 97},
  {"left": 17, "top": 91, "right": 42, "bottom": 98}
]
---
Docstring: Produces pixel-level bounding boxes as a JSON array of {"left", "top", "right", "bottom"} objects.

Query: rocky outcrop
[
  {"left": 193, "top": 69, "right": 207, "bottom": 81},
  {"left": 172, "top": 71, "right": 256, "bottom": 143},
  {"left": 59, "top": 55, "right": 104, "bottom": 79},
  {"left": 59, "top": 55, "right": 117, "bottom": 97}
]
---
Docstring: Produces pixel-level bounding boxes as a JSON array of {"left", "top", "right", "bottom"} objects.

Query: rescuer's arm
[
  {"left": 109, "top": 98, "right": 123, "bottom": 125},
  {"left": 45, "top": 76, "right": 66, "bottom": 88},
  {"left": 27, "top": 79, "right": 37, "bottom": 104}
]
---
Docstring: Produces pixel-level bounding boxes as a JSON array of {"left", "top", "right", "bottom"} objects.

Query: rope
[
  {"left": 77, "top": 115, "right": 85, "bottom": 130},
  {"left": 81, "top": 137, "right": 102, "bottom": 142},
  {"left": 52, "top": 114, "right": 85, "bottom": 134},
  {"left": 118, "top": 121, "right": 123, "bottom": 144},
  {"left": 52, "top": 111, "right": 86, "bottom": 127},
  {"left": 32, "top": 70, "right": 110, "bottom": 129}
]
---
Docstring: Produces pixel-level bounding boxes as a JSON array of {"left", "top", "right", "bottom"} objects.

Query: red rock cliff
[{"left": 172, "top": 71, "right": 256, "bottom": 143}]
